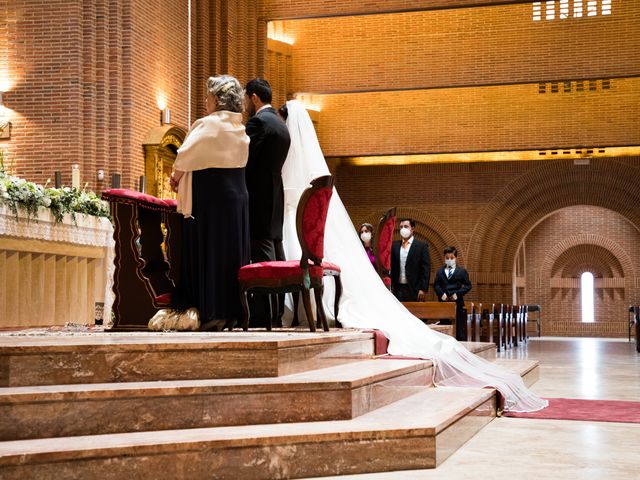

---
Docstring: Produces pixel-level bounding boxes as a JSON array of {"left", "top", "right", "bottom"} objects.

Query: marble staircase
[{"left": 0, "top": 330, "right": 539, "bottom": 479}]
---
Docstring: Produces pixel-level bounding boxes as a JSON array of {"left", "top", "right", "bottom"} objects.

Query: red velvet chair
[
  {"left": 373, "top": 207, "right": 396, "bottom": 290},
  {"left": 238, "top": 176, "right": 335, "bottom": 332}
]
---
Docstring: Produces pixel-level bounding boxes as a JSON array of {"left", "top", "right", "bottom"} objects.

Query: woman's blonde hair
[{"left": 207, "top": 75, "right": 244, "bottom": 113}]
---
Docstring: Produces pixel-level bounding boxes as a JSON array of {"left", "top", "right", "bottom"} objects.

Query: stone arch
[
  {"left": 553, "top": 246, "right": 622, "bottom": 278},
  {"left": 541, "top": 233, "right": 634, "bottom": 281},
  {"left": 466, "top": 158, "right": 640, "bottom": 273}
]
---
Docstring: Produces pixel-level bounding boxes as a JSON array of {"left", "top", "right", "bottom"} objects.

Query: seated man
[{"left": 434, "top": 246, "right": 472, "bottom": 340}]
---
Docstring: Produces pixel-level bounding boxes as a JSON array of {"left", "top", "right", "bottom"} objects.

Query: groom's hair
[{"left": 245, "top": 78, "right": 272, "bottom": 103}]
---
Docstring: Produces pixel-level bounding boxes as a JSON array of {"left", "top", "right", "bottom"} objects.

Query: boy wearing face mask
[
  {"left": 434, "top": 246, "right": 472, "bottom": 340},
  {"left": 391, "top": 218, "right": 431, "bottom": 302}
]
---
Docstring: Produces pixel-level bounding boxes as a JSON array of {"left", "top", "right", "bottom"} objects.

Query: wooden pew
[
  {"left": 464, "top": 302, "right": 482, "bottom": 342},
  {"left": 402, "top": 302, "right": 456, "bottom": 335},
  {"left": 634, "top": 305, "right": 640, "bottom": 353}
]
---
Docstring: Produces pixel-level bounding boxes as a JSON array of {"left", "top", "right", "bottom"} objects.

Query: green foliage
[{"left": 0, "top": 157, "right": 110, "bottom": 223}]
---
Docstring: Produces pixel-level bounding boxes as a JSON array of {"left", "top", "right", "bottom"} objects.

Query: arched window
[{"left": 581, "top": 272, "right": 595, "bottom": 323}]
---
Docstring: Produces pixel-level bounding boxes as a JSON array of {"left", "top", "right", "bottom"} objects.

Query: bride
[{"left": 280, "top": 100, "right": 547, "bottom": 413}]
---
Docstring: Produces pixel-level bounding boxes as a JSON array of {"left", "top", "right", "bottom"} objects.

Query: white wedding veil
[{"left": 281, "top": 100, "right": 547, "bottom": 413}]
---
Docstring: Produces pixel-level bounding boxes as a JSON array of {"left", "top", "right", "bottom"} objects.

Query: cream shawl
[{"left": 174, "top": 110, "right": 249, "bottom": 217}]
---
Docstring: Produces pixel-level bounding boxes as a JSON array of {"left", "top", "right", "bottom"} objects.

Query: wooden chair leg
[
  {"left": 314, "top": 286, "right": 330, "bottom": 332},
  {"left": 301, "top": 287, "right": 316, "bottom": 333},
  {"left": 334, "top": 275, "right": 342, "bottom": 328},
  {"left": 466, "top": 306, "right": 473, "bottom": 341},
  {"left": 292, "top": 291, "right": 300, "bottom": 327},
  {"left": 240, "top": 289, "right": 250, "bottom": 331},
  {"left": 266, "top": 295, "right": 273, "bottom": 331},
  {"left": 269, "top": 294, "right": 279, "bottom": 329}
]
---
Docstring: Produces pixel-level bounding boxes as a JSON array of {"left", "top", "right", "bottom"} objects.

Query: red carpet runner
[{"left": 505, "top": 398, "right": 640, "bottom": 424}]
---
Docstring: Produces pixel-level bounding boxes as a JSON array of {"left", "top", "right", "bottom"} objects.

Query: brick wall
[
  {"left": 1, "top": 0, "right": 85, "bottom": 184},
  {"left": 338, "top": 157, "right": 640, "bottom": 336},
  {"left": 522, "top": 206, "right": 640, "bottom": 337},
  {"left": 281, "top": 3, "right": 640, "bottom": 93},
  {"left": 2, "top": 0, "right": 264, "bottom": 190},
  {"left": 263, "top": 0, "right": 540, "bottom": 20},
  {"left": 312, "top": 79, "right": 640, "bottom": 156}
]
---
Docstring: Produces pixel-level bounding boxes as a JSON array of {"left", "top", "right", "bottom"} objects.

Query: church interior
[{"left": 0, "top": 0, "right": 639, "bottom": 478}]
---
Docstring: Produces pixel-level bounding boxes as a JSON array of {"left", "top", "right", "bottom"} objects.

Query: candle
[
  {"left": 71, "top": 165, "right": 80, "bottom": 189},
  {"left": 111, "top": 173, "right": 121, "bottom": 188}
]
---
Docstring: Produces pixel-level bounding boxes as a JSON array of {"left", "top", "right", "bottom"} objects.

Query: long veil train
[{"left": 281, "top": 100, "right": 547, "bottom": 413}]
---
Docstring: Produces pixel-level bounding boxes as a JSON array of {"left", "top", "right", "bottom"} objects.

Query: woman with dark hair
[{"left": 359, "top": 223, "right": 377, "bottom": 268}]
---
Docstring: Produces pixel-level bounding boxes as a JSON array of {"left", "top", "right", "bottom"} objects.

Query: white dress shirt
[
  {"left": 445, "top": 266, "right": 456, "bottom": 279},
  {"left": 399, "top": 236, "right": 414, "bottom": 284},
  {"left": 256, "top": 104, "right": 273, "bottom": 114}
]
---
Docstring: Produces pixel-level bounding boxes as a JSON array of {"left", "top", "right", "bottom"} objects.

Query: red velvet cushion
[
  {"left": 321, "top": 261, "right": 341, "bottom": 272},
  {"left": 302, "top": 187, "right": 333, "bottom": 260},
  {"left": 155, "top": 293, "right": 173, "bottom": 305},
  {"left": 103, "top": 188, "right": 168, "bottom": 208},
  {"left": 238, "top": 260, "right": 324, "bottom": 281},
  {"left": 163, "top": 199, "right": 178, "bottom": 209},
  {"left": 377, "top": 215, "right": 396, "bottom": 271}
]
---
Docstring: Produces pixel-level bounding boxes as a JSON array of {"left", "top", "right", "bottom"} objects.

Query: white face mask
[
  {"left": 400, "top": 227, "right": 412, "bottom": 239},
  {"left": 445, "top": 259, "right": 456, "bottom": 268},
  {"left": 360, "top": 231, "right": 372, "bottom": 243}
]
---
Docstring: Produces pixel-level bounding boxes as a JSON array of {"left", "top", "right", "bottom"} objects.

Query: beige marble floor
[{"left": 308, "top": 337, "right": 640, "bottom": 480}]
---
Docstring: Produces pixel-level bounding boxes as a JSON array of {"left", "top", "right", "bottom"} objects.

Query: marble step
[
  {"left": 492, "top": 358, "right": 540, "bottom": 387},
  {"left": 0, "top": 331, "right": 375, "bottom": 386},
  {"left": 0, "top": 386, "right": 496, "bottom": 480},
  {"left": 0, "top": 359, "right": 433, "bottom": 441}
]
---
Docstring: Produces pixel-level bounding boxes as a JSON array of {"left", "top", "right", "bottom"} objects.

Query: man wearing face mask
[
  {"left": 434, "top": 246, "right": 472, "bottom": 340},
  {"left": 390, "top": 218, "right": 431, "bottom": 302}
]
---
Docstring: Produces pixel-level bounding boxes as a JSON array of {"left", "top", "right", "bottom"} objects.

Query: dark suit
[
  {"left": 434, "top": 265, "right": 472, "bottom": 340},
  {"left": 245, "top": 106, "right": 291, "bottom": 325},
  {"left": 245, "top": 106, "right": 291, "bottom": 243},
  {"left": 390, "top": 238, "right": 431, "bottom": 302}
]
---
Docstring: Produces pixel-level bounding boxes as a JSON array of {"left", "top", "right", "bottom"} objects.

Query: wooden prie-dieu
[{"left": 102, "top": 189, "right": 182, "bottom": 330}]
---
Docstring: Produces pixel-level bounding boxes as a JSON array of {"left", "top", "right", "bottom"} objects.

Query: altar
[{"left": 0, "top": 205, "right": 114, "bottom": 329}]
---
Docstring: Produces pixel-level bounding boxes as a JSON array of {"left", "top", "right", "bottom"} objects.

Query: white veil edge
[{"left": 281, "top": 100, "right": 548, "bottom": 413}]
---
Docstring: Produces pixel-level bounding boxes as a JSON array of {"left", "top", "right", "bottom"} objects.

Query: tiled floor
[{"left": 309, "top": 337, "right": 640, "bottom": 480}]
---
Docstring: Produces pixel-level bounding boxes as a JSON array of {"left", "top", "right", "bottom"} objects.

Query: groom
[{"left": 244, "top": 78, "right": 291, "bottom": 327}]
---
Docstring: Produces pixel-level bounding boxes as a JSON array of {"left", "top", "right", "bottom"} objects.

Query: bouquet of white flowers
[{"left": 0, "top": 153, "right": 110, "bottom": 223}]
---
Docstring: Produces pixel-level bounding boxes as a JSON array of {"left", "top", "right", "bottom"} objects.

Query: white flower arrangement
[{"left": 0, "top": 152, "right": 110, "bottom": 223}]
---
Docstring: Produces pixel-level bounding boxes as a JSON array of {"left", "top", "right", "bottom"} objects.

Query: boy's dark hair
[
  {"left": 278, "top": 104, "right": 288, "bottom": 120},
  {"left": 399, "top": 218, "right": 416, "bottom": 228},
  {"left": 245, "top": 78, "right": 272, "bottom": 104},
  {"left": 444, "top": 246, "right": 458, "bottom": 257}
]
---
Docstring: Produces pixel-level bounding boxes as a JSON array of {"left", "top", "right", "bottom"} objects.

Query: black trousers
[
  {"left": 249, "top": 238, "right": 286, "bottom": 327},
  {"left": 393, "top": 283, "right": 416, "bottom": 302}
]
